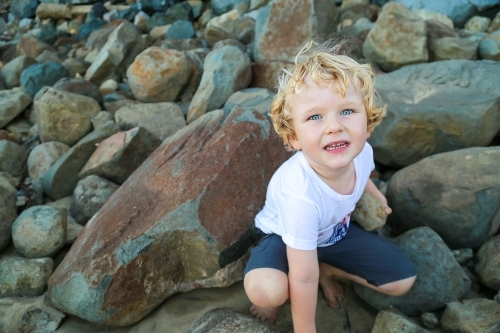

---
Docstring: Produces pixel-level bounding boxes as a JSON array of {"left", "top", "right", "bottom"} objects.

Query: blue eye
[
  {"left": 308, "top": 114, "right": 322, "bottom": 120},
  {"left": 340, "top": 109, "right": 353, "bottom": 115}
]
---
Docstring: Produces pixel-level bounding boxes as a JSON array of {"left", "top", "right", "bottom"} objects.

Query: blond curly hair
[{"left": 270, "top": 39, "right": 386, "bottom": 150}]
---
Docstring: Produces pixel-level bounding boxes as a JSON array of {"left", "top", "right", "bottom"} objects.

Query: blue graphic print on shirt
[{"left": 323, "top": 213, "right": 350, "bottom": 245}]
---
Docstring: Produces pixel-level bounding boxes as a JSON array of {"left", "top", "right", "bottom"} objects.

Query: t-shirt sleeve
[{"left": 275, "top": 191, "right": 319, "bottom": 250}]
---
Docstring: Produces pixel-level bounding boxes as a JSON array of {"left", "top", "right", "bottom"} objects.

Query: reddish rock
[
  {"left": 78, "top": 127, "right": 161, "bottom": 184},
  {"left": 48, "top": 106, "right": 291, "bottom": 326},
  {"left": 253, "top": 0, "right": 339, "bottom": 62},
  {"left": 250, "top": 60, "right": 294, "bottom": 92},
  {"left": 127, "top": 47, "right": 193, "bottom": 103},
  {"left": 16, "top": 34, "right": 54, "bottom": 59}
]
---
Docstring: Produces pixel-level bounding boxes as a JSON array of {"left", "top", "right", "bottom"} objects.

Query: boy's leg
[
  {"left": 244, "top": 268, "right": 288, "bottom": 323},
  {"left": 243, "top": 233, "right": 289, "bottom": 324},
  {"left": 317, "top": 222, "right": 417, "bottom": 307}
]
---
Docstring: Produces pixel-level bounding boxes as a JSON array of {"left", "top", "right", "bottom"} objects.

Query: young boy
[{"left": 243, "top": 40, "right": 417, "bottom": 333}]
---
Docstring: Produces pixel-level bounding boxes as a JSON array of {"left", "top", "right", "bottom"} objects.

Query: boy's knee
[
  {"left": 244, "top": 269, "right": 289, "bottom": 307},
  {"left": 378, "top": 275, "right": 417, "bottom": 296}
]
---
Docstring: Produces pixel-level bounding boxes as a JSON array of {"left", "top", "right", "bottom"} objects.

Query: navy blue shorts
[{"left": 244, "top": 222, "right": 416, "bottom": 287}]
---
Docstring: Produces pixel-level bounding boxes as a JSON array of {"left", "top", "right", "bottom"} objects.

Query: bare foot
[
  {"left": 249, "top": 304, "right": 279, "bottom": 324},
  {"left": 319, "top": 276, "right": 344, "bottom": 309}
]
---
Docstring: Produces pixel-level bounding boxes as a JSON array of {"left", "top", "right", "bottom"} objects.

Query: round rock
[
  {"left": 12, "top": 205, "right": 67, "bottom": 258},
  {"left": 20, "top": 62, "right": 70, "bottom": 97},
  {"left": 167, "top": 20, "right": 195, "bottom": 39},
  {"left": 475, "top": 234, "right": 500, "bottom": 290},
  {"left": 27, "top": 141, "right": 70, "bottom": 179},
  {"left": 0, "top": 257, "right": 53, "bottom": 297},
  {"left": 0, "top": 55, "right": 37, "bottom": 89},
  {"left": 70, "top": 175, "right": 119, "bottom": 225}
]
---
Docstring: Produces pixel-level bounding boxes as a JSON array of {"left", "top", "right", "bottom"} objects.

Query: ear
[
  {"left": 288, "top": 134, "right": 301, "bottom": 151},
  {"left": 366, "top": 131, "right": 371, "bottom": 139}
]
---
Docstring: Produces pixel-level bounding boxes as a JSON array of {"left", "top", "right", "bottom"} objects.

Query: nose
[{"left": 325, "top": 114, "right": 343, "bottom": 134}]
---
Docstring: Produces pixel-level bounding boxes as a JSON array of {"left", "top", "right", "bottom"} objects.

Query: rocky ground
[{"left": 1, "top": 0, "right": 500, "bottom": 332}]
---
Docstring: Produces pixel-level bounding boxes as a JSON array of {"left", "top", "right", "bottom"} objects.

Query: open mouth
[{"left": 324, "top": 141, "right": 348, "bottom": 151}]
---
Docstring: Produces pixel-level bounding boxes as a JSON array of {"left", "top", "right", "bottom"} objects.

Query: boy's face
[{"left": 288, "top": 75, "right": 369, "bottom": 180}]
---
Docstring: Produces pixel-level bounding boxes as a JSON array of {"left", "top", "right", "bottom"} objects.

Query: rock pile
[{"left": 0, "top": 0, "right": 500, "bottom": 332}]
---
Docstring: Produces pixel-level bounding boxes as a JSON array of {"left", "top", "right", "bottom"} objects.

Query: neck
[{"left": 313, "top": 162, "right": 356, "bottom": 195}]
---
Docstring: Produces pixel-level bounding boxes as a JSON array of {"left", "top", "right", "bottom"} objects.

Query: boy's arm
[
  {"left": 364, "top": 178, "right": 392, "bottom": 215},
  {"left": 286, "top": 245, "right": 319, "bottom": 333}
]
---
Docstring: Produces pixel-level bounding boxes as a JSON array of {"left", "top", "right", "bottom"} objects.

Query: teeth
[{"left": 324, "top": 142, "right": 347, "bottom": 150}]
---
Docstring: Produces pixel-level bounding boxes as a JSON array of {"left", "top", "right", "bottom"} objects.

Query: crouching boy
[{"left": 243, "top": 40, "right": 417, "bottom": 333}]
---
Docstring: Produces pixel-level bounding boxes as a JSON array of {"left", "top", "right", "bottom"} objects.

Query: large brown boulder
[
  {"left": 48, "top": 106, "right": 291, "bottom": 326},
  {"left": 253, "top": 0, "right": 339, "bottom": 62}
]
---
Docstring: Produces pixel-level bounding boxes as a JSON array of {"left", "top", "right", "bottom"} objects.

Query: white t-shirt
[{"left": 255, "top": 142, "right": 375, "bottom": 250}]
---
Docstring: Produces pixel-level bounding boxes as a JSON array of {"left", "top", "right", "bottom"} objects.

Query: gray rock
[
  {"left": 114, "top": 102, "right": 186, "bottom": 141},
  {"left": 387, "top": 147, "right": 500, "bottom": 249},
  {"left": 85, "top": 22, "right": 146, "bottom": 84},
  {"left": 253, "top": 0, "right": 339, "bottom": 62},
  {"left": 206, "top": 9, "right": 255, "bottom": 45},
  {"left": 16, "top": 34, "right": 54, "bottom": 60},
  {"left": 179, "top": 49, "right": 208, "bottom": 103},
  {"left": 426, "top": 19, "right": 458, "bottom": 40},
  {"left": 167, "top": 20, "right": 196, "bottom": 39},
  {"left": 12, "top": 205, "right": 67, "bottom": 258},
  {"left": 127, "top": 47, "right": 193, "bottom": 103},
  {"left": 70, "top": 175, "right": 119, "bottom": 225},
  {"left": 369, "top": 60, "right": 500, "bottom": 167},
  {"left": 212, "top": 0, "right": 250, "bottom": 16},
  {"left": 0, "top": 89, "right": 32, "bottom": 128},
  {"left": 42, "top": 121, "right": 121, "bottom": 200},
  {"left": 420, "top": 312, "right": 439, "bottom": 329},
  {"left": 0, "top": 55, "right": 37, "bottom": 89},
  {"left": 146, "top": 2, "right": 193, "bottom": 31},
  {"left": 224, "top": 88, "right": 274, "bottom": 115},
  {"left": 441, "top": 298, "right": 500, "bottom": 333},
  {"left": 0, "top": 256, "right": 53, "bottom": 297},
  {"left": 35, "top": 87, "right": 102, "bottom": 146},
  {"left": 27, "top": 141, "right": 70, "bottom": 179},
  {"left": 52, "top": 77, "right": 103, "bottom": 105},
  {"left": 187, "top": 45, "right": 251, "bottom": 123},
  {"left": 465, "top": 15, "right": 492, "bottom": 32},
  {"left": 392, "top": 0, "right": 477, "bottom": 27},
  {"left": 488, "top": 11, "right": 500, "bottom": 32},
  {"left": 415, "top": 9, "right": 455, "bottom": 28},
  {"left": 62, "top": 57, "right": 91, "bottom": 77},
  {"left": 354, "top": 227, "right": 471, "bottom": 316},
  {"left": 92, "top": 111, "right": 115, "bottom": 129},
  {"left": 186, "top": 307, "right": 278, "bottom": 333},
  {"left": 20, "top": 61, "right": 69, "bottom": 97},
  {"left": 78, "top": 127, "right": 162, "bottom": 184},
  {"left": 371, "top": 309, "right": 429, "bottom": 333},
  {"left": 0, "top": 186, "right": 17, "bottom": 252},
  {"left": 0, "top": 295, "right": 65, "bottom": 333},
  {"left": 5, "top": 118, "right": 32, "bottom": 144},
  {"left": 453, "top": 248, "right": 474, "bottom": 265},
  {"left": 362, "top": 2, "right": 428, "bottom": 72},
  {"left": 479, "top": 31, "right": 500, "bottom": 60},
  {"left": 351, "top": 191, "right": 387, "bottom": 231},
  {"left": 35, "top": 49, "right": 63, "bottom": 64},
  {"left": 429, "top": 37, "right": 478, "bottom": 61},
  {"left": 0, "top": 171, "right": 17, "bottom": 194},
  {"left": 475, "top": 234, "right": 500, "bottom": 290},
  {"left": 0, "top": 140, "right": 28, "bottom": 178}
]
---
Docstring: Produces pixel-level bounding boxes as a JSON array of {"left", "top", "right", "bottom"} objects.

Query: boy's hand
[
  {"left": 379, "top": 198, "right": 392, "bottom": 216},
  {"left": 364, "top": 179, "right": 391, "bottom": 214}
]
